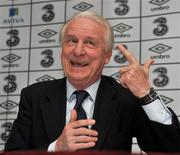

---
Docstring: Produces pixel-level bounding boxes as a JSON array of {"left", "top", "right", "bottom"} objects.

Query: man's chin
[
  {"left": 69, "top": 76, "right": 88, "bottom": 82},
  {"left": 70, "top": 66, "right": 88, "bottom": 73},
  {"left": 67, "top": 76, "right": 91, "bottom": 88}
]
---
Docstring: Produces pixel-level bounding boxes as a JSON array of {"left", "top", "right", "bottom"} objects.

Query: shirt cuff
[
  {"left": 142, "top": 97, "right": 172, "bottom": 125},
  {"left": 47, "top": 140, "right": 57, "bottom": 152}
]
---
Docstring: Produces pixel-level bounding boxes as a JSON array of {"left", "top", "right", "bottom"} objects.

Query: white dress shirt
[
  {"left": 65, "top": 78, "right": 100, "bottom": 123},
  {"left": 48, "top": 78, "right": 172, "bottom": 151}
]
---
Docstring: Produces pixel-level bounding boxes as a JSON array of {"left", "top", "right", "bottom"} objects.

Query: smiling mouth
[{"left": 71, "top": 61, "right": 88, "bottom": 68}]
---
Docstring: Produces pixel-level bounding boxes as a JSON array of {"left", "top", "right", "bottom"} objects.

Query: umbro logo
[
  {"left": 113, "top": 23, "right": 132, "bottom": 33},
  {"left": 1, "top": 53, "right": 21, "bottom": 63},
  {"left": 149, "top": 43, "right": 171, "bottom": 54},
  {"left": 38, "top": 29, "right": 57, "bottom": 44},
  {"left": 73, "top": 2, "right": 93, "bottom": 11},
  {"left": 160, "top": 95, "right": 173, "bottom": 105},
  {"left": 1, "top": 53, "right": 21, "bottom": 68},
  {"left": 38, "top": 29, "right": 57, "bottom": 39},
  {"left": 111, "top": 72, "right": 120, "bottom": 82},
  {"left": 0, "top": 100, "right": 18, "bottom": 110},
  {"left": 149, "top": 0, "right": 169, "bottom": 6},
  {"left": 113, "top": 23, "right": 132, "bottom": 38},
  {"left": 149, "top": 43, "right": 171, "bottom": 60},
  {"left": 36, "top": 75, "right": 56, "bottom": 82},
  {"left": 149, "top": 0, "right": 170, "bottom": 12}
]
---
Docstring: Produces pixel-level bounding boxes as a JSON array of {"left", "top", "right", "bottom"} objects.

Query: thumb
[
  {"left": 69, "top": 109, "right": 77, "bottom": 123},
  {"left": 143, "top": 59, "right": 154, "bottom": 76}
]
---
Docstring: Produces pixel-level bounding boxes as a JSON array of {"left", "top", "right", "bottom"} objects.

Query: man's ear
[{"left": 104, "top": 51, "right": 112, "bottom": 64}]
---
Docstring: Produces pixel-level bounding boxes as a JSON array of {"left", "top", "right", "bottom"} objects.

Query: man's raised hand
[{"left": 117, "top": 44, "right": 154, "bottom": 98}]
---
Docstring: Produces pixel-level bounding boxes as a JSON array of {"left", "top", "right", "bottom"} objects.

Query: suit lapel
[
  {"left": 40, "top": 78, "right": 67, "bottom": 142},
  {"left": 92, "top": 76, "right": 121, "bottom": 149}
]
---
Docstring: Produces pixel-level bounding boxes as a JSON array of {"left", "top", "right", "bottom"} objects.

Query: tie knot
[{"left": 74, "top": 90, "right": 89, "bottom": 108}]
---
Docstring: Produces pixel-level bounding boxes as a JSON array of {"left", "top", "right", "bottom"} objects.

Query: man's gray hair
[{"left": 60, "top": 11, "right": 114, "bottom": 52}]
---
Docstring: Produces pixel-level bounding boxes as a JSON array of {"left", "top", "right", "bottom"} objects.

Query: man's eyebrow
[
  {"left": 64, "top": 35, "right": 102, "bottom": 43},
  {"left": 86, "top": 36, "right": 96, "bottom": 40},
  {"left": 86, "top": 36, "right": 102, "bottom": 42},
  {"left": 65, "top": 35, "right": 76, "bottom": 38}
]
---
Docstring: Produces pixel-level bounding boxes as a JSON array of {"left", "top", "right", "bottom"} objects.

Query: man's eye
[
  {"left": 68, "top": 39, "right": 77, "bottom": 43},
  {"left": 65, "top": 38, "right": 77, "bottom": 46},
  {"left": 85, "top": 40, "right": 97, "bottom": 48},
  {"left": 89, "top": 41, "right": 95, "bottom": 45}
]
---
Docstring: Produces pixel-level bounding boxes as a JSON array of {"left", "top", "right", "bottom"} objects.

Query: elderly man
[{"left": 5, "top": 11, "right": 180, "bottom": 152}]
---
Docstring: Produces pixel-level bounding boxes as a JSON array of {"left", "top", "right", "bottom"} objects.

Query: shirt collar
[{"left": 66, "top": 78, "right": 101, "bottom": 102}]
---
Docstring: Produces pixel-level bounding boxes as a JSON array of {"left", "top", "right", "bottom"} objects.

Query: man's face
[{"left": 61, "top": 17, "right": 112, "bottom": 89}]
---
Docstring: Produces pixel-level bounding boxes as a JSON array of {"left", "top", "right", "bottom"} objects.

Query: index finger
[{"left": 116, "top": 44, "right": 138, "bottom": 65}]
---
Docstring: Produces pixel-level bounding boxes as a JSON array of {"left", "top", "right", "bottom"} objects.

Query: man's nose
[{"left": 73, "top": 42, "right": 85, "bottom": 56}]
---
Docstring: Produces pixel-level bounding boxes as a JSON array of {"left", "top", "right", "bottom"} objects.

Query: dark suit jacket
[{"left": 4, "top": 76, "right": 180, "bottom": 152}]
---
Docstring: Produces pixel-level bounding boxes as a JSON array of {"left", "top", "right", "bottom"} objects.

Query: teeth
[{"left": 71, "top": 61, "right": 87, "bottom": 67}]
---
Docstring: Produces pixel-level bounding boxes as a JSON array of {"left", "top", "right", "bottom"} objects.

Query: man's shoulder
[
  {"left": 101, "top": 75, "right": 136, "bottom": 99},
  {"left": 22, "top": 77, "right": 66, "bottom": 93},
  {"left": 101, "top": 75, "right": 124, "bottom": 90}
]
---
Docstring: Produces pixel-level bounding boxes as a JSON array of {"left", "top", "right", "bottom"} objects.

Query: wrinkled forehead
[{"left": 64, "top": 17, "right": 106, "bottom": 41}]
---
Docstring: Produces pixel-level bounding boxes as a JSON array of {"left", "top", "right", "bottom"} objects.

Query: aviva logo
[
  {"left": 9, "top": 8, "right": 19, "bottom": 17},
  {"left": 2, "top": 7, "right": 24, "bottom": 25}
]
